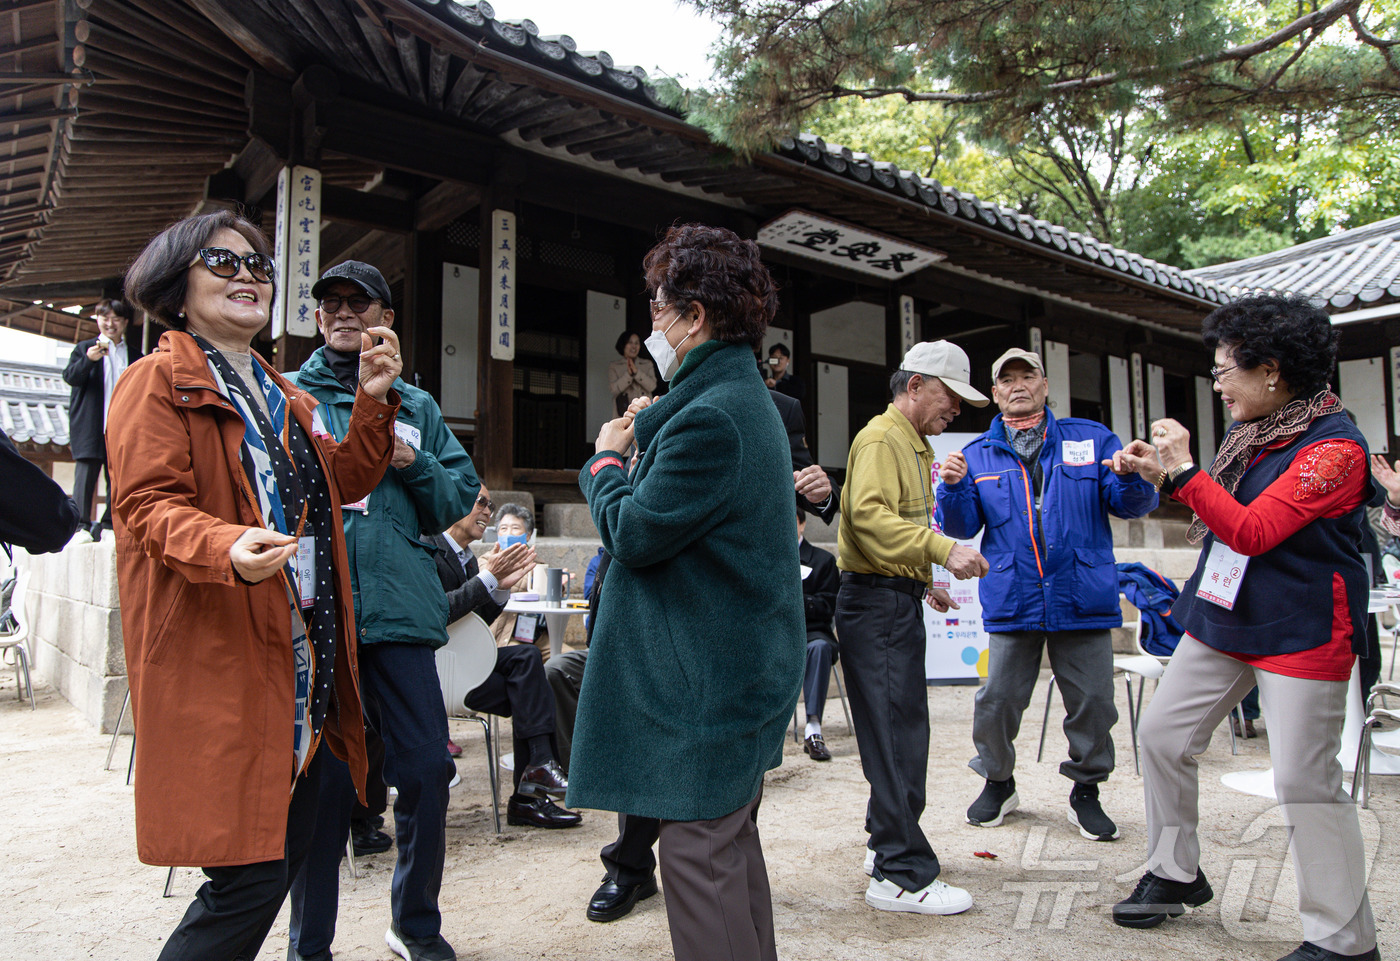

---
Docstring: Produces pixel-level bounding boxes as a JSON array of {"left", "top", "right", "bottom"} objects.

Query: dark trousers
[
  {"left": 352, "top": 726, "right": 388, "bottom": 824},
  {"left": 835, "top": 581, "right": 940, "bottom": 891},
  {"left": 289, "top": 643, "right": 454, "bottom": 954},
  {"left": 802, "top": 636, "right": 838, "bottom": 721},
  {"left": 601, "top": 812, "right": 661, "bottom": 886},
  {"left": 659, "top": 789, "right": 774, "bottom": 961},
  {"left": 464, "top": 644, "right": 557, "bottom": 792},
  {"left": 73, "top": 457, "right": 109, "bottom": 528},
  {"left": 544, "top": 649, "right": 588, "bottom": 774},
  {"left": 158, "top": 746, "right": 325, "bottom": 961}
]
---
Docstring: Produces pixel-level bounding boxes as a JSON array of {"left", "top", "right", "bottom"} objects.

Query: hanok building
[
  {"left": 2, "top": 0, "right": 1242, "bottom": 504},
  {"left": 1192, "top": 215, "right": 1400, "bottom": 457}
]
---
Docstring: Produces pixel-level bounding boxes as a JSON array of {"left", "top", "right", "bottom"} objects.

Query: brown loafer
[{"left": 804, "top": 733, "right": 831, "bottom": 761}]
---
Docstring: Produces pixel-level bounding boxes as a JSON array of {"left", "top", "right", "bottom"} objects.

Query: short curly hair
[
  {"left": 642, "top": 224, "right": 777, "bottom": 349},
  {"left": 1201, "top": 295, "right": 1338, "bottom": 398},
  {"left": 125, "top": 210, "right": 274, "bottom": 331}
]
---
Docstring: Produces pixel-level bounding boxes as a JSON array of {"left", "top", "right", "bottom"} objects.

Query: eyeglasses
[
  {"left": 1209, "top": 364, "right": 1239, "bottom": 383},
  {"left": 193, "top": 247, "right": 275, "bottom": 284},
  {"left": 318, "top": 294, "right": 377, "bottom": 314},
  {"left": 474, "top": 495, "right": 496, "bottom": 514},
  {"left": 648, "top": 297, "right": 679, "bottom": 318}
]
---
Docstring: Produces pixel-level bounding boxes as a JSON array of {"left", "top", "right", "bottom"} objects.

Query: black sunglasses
[
  {"left": 318, "top": 294, "right": 377, "bottom": 314},
  {"left": 194, "top": 247, "right": 275, "bottom": 284}
]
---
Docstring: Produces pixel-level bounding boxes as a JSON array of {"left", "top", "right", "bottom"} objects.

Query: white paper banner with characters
[{"left": 923, "top": 433, "right": 990, "bottom": 683}]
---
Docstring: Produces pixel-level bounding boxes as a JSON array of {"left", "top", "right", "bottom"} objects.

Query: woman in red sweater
[{"left": 1109, "top": 295, "right": 1376, "bottom": 961}]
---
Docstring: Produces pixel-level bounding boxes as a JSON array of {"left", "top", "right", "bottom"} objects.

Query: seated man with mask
[{"left": 425, "top": 488, "right": 582, "bottom": 828}]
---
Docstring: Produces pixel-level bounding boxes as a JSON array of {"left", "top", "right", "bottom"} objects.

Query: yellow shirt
[{"left": 837, "top": 403, "right": 955, "bottom": 582}]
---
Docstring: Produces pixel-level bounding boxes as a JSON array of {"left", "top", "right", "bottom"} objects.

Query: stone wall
[{"left": 18, "top": 538, "right": 129, "bottom": 734}]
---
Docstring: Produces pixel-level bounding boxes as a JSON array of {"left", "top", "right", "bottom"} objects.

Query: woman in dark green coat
[{"left": 572, "top": 224, "right": 805, "bottom": 961}]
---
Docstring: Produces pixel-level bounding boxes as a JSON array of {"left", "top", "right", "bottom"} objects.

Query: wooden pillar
[
  {"left": 404, "top": 229, "right": 443, "bottom": 398},
  {"left": 476, "top": 185, "right": 516, "bottom": 492}
]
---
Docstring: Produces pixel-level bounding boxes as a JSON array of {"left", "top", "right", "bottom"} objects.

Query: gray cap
[
  {"left": 991, "top": 347, "right": 1044, "bottom": 380},
  {"left": 899, "top": 340, "right": 989, "bottom": 407}
]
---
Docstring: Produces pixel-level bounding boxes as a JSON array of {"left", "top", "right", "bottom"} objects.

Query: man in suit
[
  {"left": 798, "top": 506, "right": 841, "bottom": 761},
  {"left": 63, "top": 299, "right": 142, "bottom": 536},
  {"left": 763, "top": 342, "right": 805, "bottom": 399},
  {"left": 425, "top": 486, "right": 582, "bottom": 828},
  {"left": 770, "top": 388, "right": 839, "bottom": 524}
]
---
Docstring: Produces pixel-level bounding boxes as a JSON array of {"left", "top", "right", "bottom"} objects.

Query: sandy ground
[{"left": 3, "top": 662, "right": 1397, "bottom": 961}]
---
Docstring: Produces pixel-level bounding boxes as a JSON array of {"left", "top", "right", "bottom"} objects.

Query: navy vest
[{"left": 1175, "top": 410, "right": 1370, "bottom": 657}]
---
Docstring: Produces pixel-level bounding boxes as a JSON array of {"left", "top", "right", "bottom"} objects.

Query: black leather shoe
[
  {"left": 506, "top": 793, "right": 583, "bottom": 828},
  {"left": 350, "top": 821, "right": 393, "bottom": 856},
  {"left": 517, "top": 758, "right": 568, "bottom": 799},
  {"left": 1113, "top": 869, "right": 1213, "bottom": 928},
  {"left": 587, "top": 873, "right": 659, "bottom": 922},
  {"left": 1276, "top": 943, "right": 1379, "bottom": 961},
  {"left": 804, "top": 733, "right": 831, "bottom": 761}
]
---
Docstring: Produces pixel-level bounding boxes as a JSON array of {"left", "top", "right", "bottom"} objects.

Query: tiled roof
[
  {"left": 1187, "top": 215, "right": 1400, "bottom": 309},
  {"left": 0, "top": 360, "right": 69, "bottom": 449},
  {"left": 769, "top": 133, "right": 1230, "bottom": 304},
  {"left": 412, "top": 2, "right": 1228, "bottom": 308}
]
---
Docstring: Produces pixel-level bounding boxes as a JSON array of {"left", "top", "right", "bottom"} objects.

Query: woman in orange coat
[{"left": 109, "top": 210, "right": 401, "bottom": 960}]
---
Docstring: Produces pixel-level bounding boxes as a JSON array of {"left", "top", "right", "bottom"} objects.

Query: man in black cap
[{"left": 288, "top": 261, "right": 480, "bottom": 961}]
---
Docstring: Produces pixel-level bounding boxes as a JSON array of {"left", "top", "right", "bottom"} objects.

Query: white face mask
[{"left": 645, "top": 314, "right": 690, "bottom": 382}]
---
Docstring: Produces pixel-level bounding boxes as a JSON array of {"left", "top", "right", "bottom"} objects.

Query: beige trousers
[{"left": 1139, "top": 634, "right": 1374, "bottom": 955}]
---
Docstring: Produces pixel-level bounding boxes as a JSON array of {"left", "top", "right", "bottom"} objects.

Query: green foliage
[{"left": 680, "top": 0, "right": 1400, "bottom": 269}]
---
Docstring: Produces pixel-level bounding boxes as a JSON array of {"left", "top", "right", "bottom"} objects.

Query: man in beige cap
[
  {"left": 835, "top": 339, "right": 990, "bottom": 916},
  {"left": 935, "top": 346, "right": 1157, "bottom": 844}
]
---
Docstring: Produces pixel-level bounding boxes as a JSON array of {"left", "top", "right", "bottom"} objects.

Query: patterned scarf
[
  {"left": 195, "top": 335, "right": 339, "bottom": 777},
  {"left": 1186, "top": 388, "right": 1343, "bottom": 544},
  {"left": 1003, "top": 409, "right": 1047, "bottom": 494}
]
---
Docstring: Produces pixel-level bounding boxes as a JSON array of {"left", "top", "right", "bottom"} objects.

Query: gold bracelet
[{"left": 1153, "top": 470, "right": 1167, "bottom": 492}]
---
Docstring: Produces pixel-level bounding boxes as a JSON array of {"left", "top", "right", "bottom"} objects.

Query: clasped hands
[
  {"left": 1106, "top": 418, "right": 1194, "bottom": 485},
  {"left": 595, "top": 395, "right": 653, "bottom": 454}
]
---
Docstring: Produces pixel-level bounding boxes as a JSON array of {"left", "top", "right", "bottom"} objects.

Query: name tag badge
[
  {"left": 1061, "top": 439, "right": 1095, "bottom": 467},
  {"left": 296, "top": 536, "right": 317, "bottom": 609},
  {"left": 341, "top": 493, "right": 370, "bottom": 513},
  {"left": 1196, "top": 541, "right": 1248, "bottom": 610},
  {"left": 394, "top": 421, "right": 422, "bottom": 449},
  {"left": 928, "top": 508, "right": 951, "bottom": 589},
  {"left": 513, "top": 613, "right": 540, "bottom": 643}
]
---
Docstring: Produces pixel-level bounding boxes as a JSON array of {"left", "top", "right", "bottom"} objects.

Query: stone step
[{"left": 542, "top": 503, "right": 598, "bottom": 539}]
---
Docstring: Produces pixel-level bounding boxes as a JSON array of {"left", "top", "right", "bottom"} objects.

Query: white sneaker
[
  {"left": 865, "top": 876, "right": 973, "bottom": 915},
  {"left": 448, "top": 771, "right": 461, "bottom": 789},
  {"left": 863, "top": 847, "right": 875, "bottom": 876}
]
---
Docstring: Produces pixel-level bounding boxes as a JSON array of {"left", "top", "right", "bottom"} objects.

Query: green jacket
[
  {"left": 570, "top": 341, "right": 805, "bottom": 821},
  {"left": 296, "top": 348, "right": 479, "bottom": 648}
]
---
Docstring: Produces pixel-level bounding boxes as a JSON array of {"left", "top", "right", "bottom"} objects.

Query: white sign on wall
[
  {"left": 1130, "top": 352, "right": 1147, "bottom": 439},
  {"left": 1391, "top": 346, "right": 1400, "bottom": 443},
  {"left": 490, "top": 209, "right": 516, "bottom": 361},
  {"left": 925, "top": 432, "right": 989, "bottom": 683},
  {"left": 1339, "top": 357, "right": 1389, "bottom": 455},
  {"left": 899, "top": 294, "right": 917, "bottom": 356},
  {"left": 272, "top": 165, "right": 321, "bottom": 338},
  {"left": 439, "top": 263, "right": 478, "bottom": 424},
  {"left": 758, "top": 210, "right": 945, "bottom": 279},
  {"left": 1043, "top": 339, "right": 1070, "bottom": 416}
]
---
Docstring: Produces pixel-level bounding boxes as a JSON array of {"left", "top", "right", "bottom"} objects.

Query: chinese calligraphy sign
[{"left": 758, "top": 211, "right": 944, "bottom": 279}]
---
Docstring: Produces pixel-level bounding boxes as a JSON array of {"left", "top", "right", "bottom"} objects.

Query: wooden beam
[
  {"left": 415, "top": 180, "right": 480, "bottom": 232},
  {"left": 427, "top": 47, "right": 450, "bottom": 109},
  {"left": 391, "top": 24, "right": 426, "bottom": 103},
  {"left": 0, "top": 106, "right": 75, "bottom": 126},
  {"left": 0, "top": 37, "right": 60, "bottom": 60},
  {"left": 320, "top": 184, "right": 414, "bottom": 233},
  {"left": 183, "top": 0, "right": 299, "bottom": 77},
  {"left": 349, "top": 3, "right": 409, "bottom": 97},
  {"left": 443, "top": 61, "right": 485, "bottom": 115},
  {"left": 476, "top": 188, "right": 513, "bottom": 491}
]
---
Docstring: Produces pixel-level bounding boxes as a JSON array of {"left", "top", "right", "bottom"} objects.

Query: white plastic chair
[
  {"left": 434, "top": 612, "right": 501, "bottom": 833},
  {"left": 0, "top": 569, "right": 36, "bottom": 710}
]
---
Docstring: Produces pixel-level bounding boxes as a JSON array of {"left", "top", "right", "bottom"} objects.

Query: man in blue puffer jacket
[{"left": 936, "top": 348, "right": 1157, "bottom": 843}]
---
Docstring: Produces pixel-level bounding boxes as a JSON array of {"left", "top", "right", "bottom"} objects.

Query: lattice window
[
  {"left": 445, "top": 219, "right": 480, "bottom": 248},
  {"left": 538, "top": 240, "right": 614, "bottom": 277}
]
